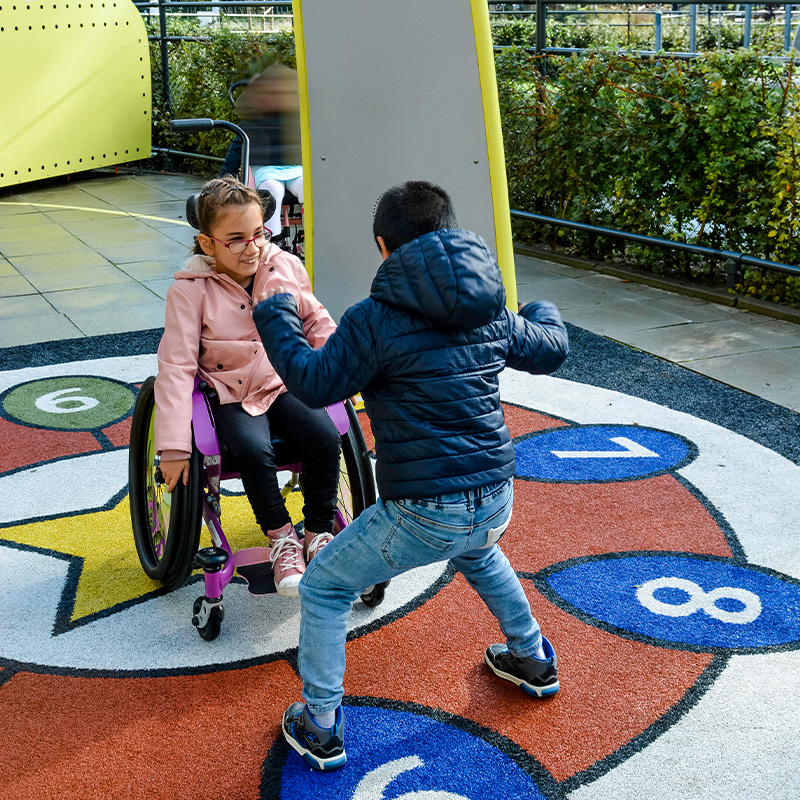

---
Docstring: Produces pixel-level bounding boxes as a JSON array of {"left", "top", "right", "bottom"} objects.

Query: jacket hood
[
  {"left": 178, "top": 254, "right": 216, "bottom": 275},
  {"left": 174, "top": 244, "right": 281, "bottom": 279},
  {"left": 369, "top": 229, "right": 506, "bottom": 329}
]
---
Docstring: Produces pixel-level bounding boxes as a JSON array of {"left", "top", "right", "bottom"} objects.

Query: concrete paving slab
[
  {"left": 0, "top": 294, "right": 83, "bottom": 347},
  {"left": 13, "top": 264, "right": 137, "bottom": 293},
  {"left": 80, "top": 182, "right": 179, "bottom": 205},
  {"left": 72, "top": 227, "right": 180, "bottom": 249},
  {"left": 131, "top": 173, "right": 204, "bottom": 194},
  {"left": 0, "top": 275, "right": 37, "bottom": 297},
  {"left": 0, "top": 259, "right": 20, "bottom": 277},
  {"left": 0, "top": 233, "right": 97, "bottom": 258},
  {"left": 10, "top": 250, "right": 113, "bottom": 272},
  {"left": 121, "top": 200, "right": 194, "bottom": 220},
  {"left": 0, "top": 224, "right": 74, "bottom": 244},
  {"left": 0, "top": 201, "right": 40, "bottom": 218},
  {"left": 55, "top": 217, "right": 156, "bottom": 236},
  {"left": 117, "top": 260, "right": 181, "bottom": 282},
  {"left": 92, "top": 239, "right": 191, "bottom": 265},
  {"left": 0, "top": 210, "right": 53, "bottom": 229},
  {"left": 158, "top": 227, "right": 196, "bottom": 248},
  {"left": 559, "top": 297, "right": 693, "bottom": 337},
  {"left": 518, "top": 274, "right": 616, "bottom": 309},
  {"left": 684, "top": 347, "right": 800, "bottom": 411},
  {"left": 41, "top": 206, "right": 129, "bottom": 223},
  {"left": 44, "top": 283, "right": 167, "bottom": 336},
  {"left": 142, "top": 277, "right": 176, "bottom": 301},
  {"left": 625, "top": 317, "right": 795, "bottom": 361}
]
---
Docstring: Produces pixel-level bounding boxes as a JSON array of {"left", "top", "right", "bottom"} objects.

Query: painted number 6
[{"left": 35, "top": 388, "right": 100, "bottom": 415}]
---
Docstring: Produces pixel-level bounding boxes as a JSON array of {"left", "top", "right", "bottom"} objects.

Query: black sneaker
[
  {"left": 484, "top": 635, "right": 560, "bottom": 697},
  {"left": 282, "top": 702, "right": 346, "bottom": 771}
]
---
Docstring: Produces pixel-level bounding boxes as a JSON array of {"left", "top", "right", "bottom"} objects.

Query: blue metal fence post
[
  {"left": 785, "top": 4, "right": 794, "bottom": 50},
  {"left": 535, "top": 0, "right": 547, "bottom": 54},
  {"left": 158, "top": 0, "right": 172, "bottom": 118},
  {"left": 744, "top": 4, "right": 752, "bottom": 48},
  {"left": 689, "top": 4, "right": 697, "bottom": 53},
  {"left": 655, "top": 11, "right": 662, "bottom": 50}
]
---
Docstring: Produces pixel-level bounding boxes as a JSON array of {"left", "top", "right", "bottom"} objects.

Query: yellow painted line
[
  {"left": 0, "top": 200, "right": 191, "bottom": 227},
  {"left": 470, "top": 0, "right": 517, "bottom": 311}
]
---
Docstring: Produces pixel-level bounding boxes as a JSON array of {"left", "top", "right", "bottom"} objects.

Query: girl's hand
[{"left": 160, "top": 459, "right": 190, "bottom": 493}]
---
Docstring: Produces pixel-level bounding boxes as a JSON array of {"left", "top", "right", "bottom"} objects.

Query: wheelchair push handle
[
  {"left": 170, "top": 118, "right": 216, "bottom": 133},
  {"left": 170, "top": 118, "right": 251, "bottom": 185}
]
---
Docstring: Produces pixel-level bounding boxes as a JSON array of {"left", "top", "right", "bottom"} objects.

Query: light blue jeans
[{"left": 297, "top": 477, "right": 543, "bottom": 716}]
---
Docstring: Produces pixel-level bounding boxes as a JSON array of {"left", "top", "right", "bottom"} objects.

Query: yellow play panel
[{"left": 0, "top": 2, "right": 151, "bottom": 188}]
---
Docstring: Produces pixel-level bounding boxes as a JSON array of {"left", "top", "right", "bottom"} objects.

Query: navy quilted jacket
[{"left": 253, "top": 228, "right": 568, "bottom": 500}]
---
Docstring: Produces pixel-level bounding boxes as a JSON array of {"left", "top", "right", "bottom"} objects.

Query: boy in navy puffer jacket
[{"left": 253, "top": 181, "right": 569, "bottom": 771}]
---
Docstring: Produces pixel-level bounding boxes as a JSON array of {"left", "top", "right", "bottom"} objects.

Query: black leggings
[{"left": 211, "top": 393, "right": 341, "bottom": 534}]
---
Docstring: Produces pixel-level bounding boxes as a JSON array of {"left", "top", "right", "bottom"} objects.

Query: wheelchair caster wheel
[
  {"left": 360, "top": 579, "right": 390, "bottom": 608},
  {"left": 192, "top": 596, "right": 224, "bottom": 641}
]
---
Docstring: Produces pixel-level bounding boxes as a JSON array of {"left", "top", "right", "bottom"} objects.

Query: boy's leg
[
  {"left": 451, "top": 480, "right": 558, "bottom": 697},
  {"left": 452, "top": 544, "right": 541, "bottom": 658},
  {"left": 282, "top": 501, "right": 399, "bottom": 770},
  {"left": 297, "top": 501, "right": 399, "bottom": 714}
]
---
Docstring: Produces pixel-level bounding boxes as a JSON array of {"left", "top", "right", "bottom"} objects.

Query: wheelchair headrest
[
  {"left": 185, "top": 188, "right": 277, "bottom": 232},
  {"left": 186, "top": 193, "right": 201, "bottom": 230}
]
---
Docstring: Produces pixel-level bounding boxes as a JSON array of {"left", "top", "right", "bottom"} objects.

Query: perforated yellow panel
[{"left": 0, "top": 1, "right": 151, "bottom": 188}]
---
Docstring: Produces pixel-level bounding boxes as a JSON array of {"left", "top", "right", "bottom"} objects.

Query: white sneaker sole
[
  {"left": 484, "top": 651, "right": 560, "bottom": 697},
  {"left": 275, "top": 575, "right": 302, "bottom": 597}
]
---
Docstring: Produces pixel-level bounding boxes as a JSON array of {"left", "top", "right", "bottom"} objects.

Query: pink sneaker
[
  {"left": 268, "top": 524, "right": 306, "bottom": 597},
  {"left": 304, "top": 531, "right": 334, "bottom": 563}
]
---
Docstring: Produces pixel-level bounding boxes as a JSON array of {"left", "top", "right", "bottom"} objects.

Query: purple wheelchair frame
[{"left": 189, "top": 378, "right": 350, "bottom": 629}]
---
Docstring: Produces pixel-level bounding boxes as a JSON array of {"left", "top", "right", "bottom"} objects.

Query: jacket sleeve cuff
[{"left": 158, "top": 449, "right": 193, "bottom": 461}]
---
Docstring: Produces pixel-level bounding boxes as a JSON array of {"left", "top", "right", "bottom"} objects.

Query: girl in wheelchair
[{"left": 154, "top": 176, "right": 340, "bottom": 597}]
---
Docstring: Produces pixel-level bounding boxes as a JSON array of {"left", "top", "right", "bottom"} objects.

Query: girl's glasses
[{"left": 207, "top": 231, "right": 270, "bottom": 255}]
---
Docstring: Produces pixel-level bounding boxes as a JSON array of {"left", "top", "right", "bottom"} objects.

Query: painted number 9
[{"left": 35, "top": 388, "right": 100, "bottom": 415}]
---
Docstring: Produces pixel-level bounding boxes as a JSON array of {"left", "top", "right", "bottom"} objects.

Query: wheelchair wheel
[
  {"left": 129, "top": 376, "right": 202, "bottom": 591},
  {"left": 334, "top": 400, "right": 376, "bottom": 531}
]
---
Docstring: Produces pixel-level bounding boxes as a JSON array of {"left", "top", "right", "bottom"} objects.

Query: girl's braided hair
[{"left": 193, "top": 176, "right": 265, "bottom": 255}]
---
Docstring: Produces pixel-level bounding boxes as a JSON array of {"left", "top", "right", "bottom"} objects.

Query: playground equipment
[
  {"left": 0, "top": 2, "right": 150, "bottom": 188},
  {"left": 292, "top": 0, "right": 516, "bottom": 318}
]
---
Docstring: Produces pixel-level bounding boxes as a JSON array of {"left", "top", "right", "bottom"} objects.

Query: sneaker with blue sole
[
  {"left": 484, "top": 635, "right": 560, "bottom": 697},
  {"left": 282, "top": 702, "right": 346, "bottom": 771}
]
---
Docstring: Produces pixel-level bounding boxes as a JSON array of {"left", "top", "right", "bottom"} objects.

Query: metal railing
[
  {"left": 490, "top": 2, "right": 800, "bottom": 56},
  {"left": 510, "top": 209, "right": 800, "bottom": 289}
]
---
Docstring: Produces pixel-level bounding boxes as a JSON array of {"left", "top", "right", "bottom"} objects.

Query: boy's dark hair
[{"left": 373, "top": 181, "right": 456, "bottom": 254}]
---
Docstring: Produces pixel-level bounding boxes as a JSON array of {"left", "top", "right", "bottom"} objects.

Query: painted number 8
[{"left": 636, "top": 576, "right": 762, "bottom": 624}]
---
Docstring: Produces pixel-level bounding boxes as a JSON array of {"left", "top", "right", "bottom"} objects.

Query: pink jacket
[{"left": 154, "top": 247, "right": 336, "bottom": 459}]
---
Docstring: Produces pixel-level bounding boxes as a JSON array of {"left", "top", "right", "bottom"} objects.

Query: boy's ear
[
  {"left": 197, "top": 233, "right": 215, "bottom": 257},
  {"left": 376, "top": 235, "right": 391, "bottom": 260}
]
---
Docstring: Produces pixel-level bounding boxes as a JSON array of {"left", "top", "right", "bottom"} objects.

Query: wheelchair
[
  {"left": 129, "top": 122, "right": 383, "bottom": 639},
  {"left": 129, "top": 377, "right": 382, "bottom": 641}
]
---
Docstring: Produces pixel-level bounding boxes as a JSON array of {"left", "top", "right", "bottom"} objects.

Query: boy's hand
[
  {"left": 254, "top": 284, "right": 289, "bottom": 306},
  {"left": 160, "top": 459, "right": 190, "bottom": 493}
]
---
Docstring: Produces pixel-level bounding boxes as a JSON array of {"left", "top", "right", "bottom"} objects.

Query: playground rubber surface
[{"left": 1, "top": 325, "right": 798, "bottom": 800}]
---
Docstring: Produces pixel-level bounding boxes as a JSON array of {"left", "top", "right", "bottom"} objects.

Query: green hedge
[
  {"left": 490, "top": 15, "right": 791, "bottom": 53},
  {"left": 145, "top": 19, "right": 800, "bottom": 305},
  {"left": 148, "top": 18, "right": 296, "bottom": 165},
  {"left": 497, "top": 48, "right": 800, "bottom": 303}
]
